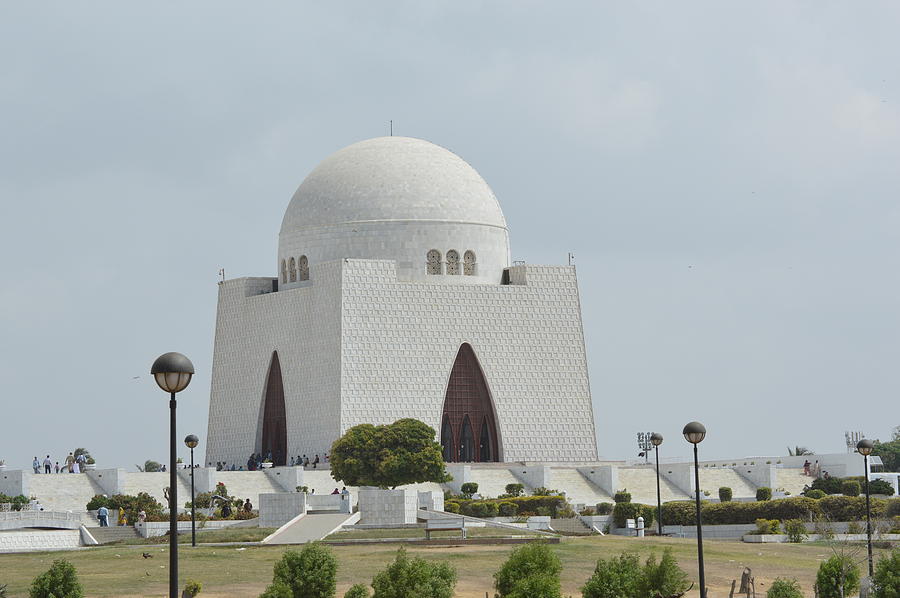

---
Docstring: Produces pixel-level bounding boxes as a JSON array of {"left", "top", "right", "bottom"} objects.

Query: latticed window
[
  {"left": 446, "top": 250, "right": 460, "bottom": 275},
  {"left": 439, "top": 343, "right": 499, "bottom": 463},
  {"left": 288, "top": 257, "right": 297, "bottom": 282},
  {"left": 441, "top": 417, "right": 454, "bottom": 462},
  {"left": 463, "top": 250, "right": 476, "bottom": 276},
  {"left": 298, "top": 255, "right": 309, "bottom": 281},
  {"left": 426, "top": 250, "right": 442, "bottom": 275},
  {"left": 281, "top": 260, "right": 287, "bottom": 283}
]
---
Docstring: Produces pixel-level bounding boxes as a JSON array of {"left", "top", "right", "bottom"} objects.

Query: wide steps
[
  {"left": 697, "top": 468, "right": 757, "bottom": 499},
  {"left": 549, "top": 517, "right": 592, "bottom": 535},
  {"left": 468, "top": 468, "right": 524, "bottom": 499},
  {"left": 617, "top": 467, "right": 690, "bottom": 503},
  {"left": 27, "top": 474, "right": 105, "bottom": 512},
  {"left": 86, "top": 526, "right": 140, "bottom": 544},
  {"left": 550, "top": 469, "right": 612, "bottom": 506},
  {"left": 776, "top": 468, "right": 813, "bottom": 496}
]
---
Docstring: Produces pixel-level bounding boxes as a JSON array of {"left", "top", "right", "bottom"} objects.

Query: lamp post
[
  {"left": 650, "top": 432, "right": 663, "bottom": 536},
  {"left": 683, "top": 421, "right": 707, "bottom": 598},
  {"left": 184, "top": 434, "right": 199, "bottom": 548},
  {"left": 857, "top": 438, "right": 875, "bottom": 577},
  {"left": 151, "top": 352, "right": 194, "bottom": 598}
]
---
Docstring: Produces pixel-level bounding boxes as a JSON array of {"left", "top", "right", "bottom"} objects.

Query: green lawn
[
  {"left": 0, "top": 536, "right": 892, "bottom": 597},
  {"left": 117, "top": 527, "right": 277, "bottom": 545},
  {"left": 326, "top": 526, "right": 547, "bottom": 540}
]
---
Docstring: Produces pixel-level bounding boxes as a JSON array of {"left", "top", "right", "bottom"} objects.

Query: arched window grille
[
  {"left": 427, "top": 250, "right": 442, "bottom": 275},
  {"left": 463, "top": 250, "right": 476, "bottom": 276},
  {"left": 459, "top": 416, "right": 475, "bottom": 462},
  {"left": 298, "top": 255, "right": 309, "bottom": 281},
  {"left": 281, "top": 260, "right": 287, "bottom": 284},
  {"left": 288, "top": 258, "right": 297, "bottom": 282},
  {"left": 441, "top": 416, "right": 455, "bottom": 462},
  {"left": 446, "top": 250, "right": 460, "bottom": 275},
  {"left": 479, "top": 415, "right": 492, "bottom": 462}
]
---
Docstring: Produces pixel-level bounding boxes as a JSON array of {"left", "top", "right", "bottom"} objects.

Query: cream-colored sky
[{"left": 1, "top": 1, "right": 898, "bottom": 469}]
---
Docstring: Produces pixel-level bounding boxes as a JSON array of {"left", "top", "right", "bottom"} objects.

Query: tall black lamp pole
[
  {"left": 151, "top": 352, "right": 194, "bottom": 598},
  {"left": 683, "top": 421, "right": 707, "bottom": 598},
  {"left": 184, "top": 434, "right": 199, "bottom": 548},
  {"left": 650, "top": 432, "right": 663, "bottom": 535},
  {"left": 857, "top": 438, "right": 875, "bottom": 577}
]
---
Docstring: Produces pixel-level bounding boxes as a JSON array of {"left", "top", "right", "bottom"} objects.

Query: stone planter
[
  {"left": 83, "top": 464, "right": 96, "bottom": 471},
  {"left": 261, "top": 462, "right": 273, "bottom": 469}
]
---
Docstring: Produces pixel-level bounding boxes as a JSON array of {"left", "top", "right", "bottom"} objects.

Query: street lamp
[
  {"left": 151, "top": 352, "right": 194, "bottom": 598},
  {"left": 184, "top": 434, "right": 199, "bottom": 548},
  {"left": 857, "top": 438, "right": 875, "bottom": 577},
  {"left": 683, "top": 421, "right": 707, "bottom": 598},
  {"left": 650, "top": 432, "right": 663, "bottom": 536}
]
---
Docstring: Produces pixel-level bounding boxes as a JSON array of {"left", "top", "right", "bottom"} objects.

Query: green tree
[
  {"left": 494, "top": 542, "right": 561, "bottom": 598},
  {"left": 766, "top": 578, "right": 803, "bottom": 598},
  {"left": 260, "top": 544, "right": 337, "bottom": 598},
  {"left": 29, "top": 559, "right": 84, "bottom": 598},
  {"left": 873, "top": 429, "right": 900, "bottom": 472},
  {"left": 640, "top": 549, "right": 690, "bottom": 598},
  {"left": 330, "top": 419, "right": 450, "bottom": 488},
  {"left": 460, "top": 482, "right": 478, "bottom": 498},
  {"left": 872, "top": 549, "right": 900, "bottom": 598},
  {"left": 371, "top": 547, "right": 456, "bottom": 598},
  {"left": 344, "top": 585, "right": 370, "bottom": 598},
  {"left": 815, "top": 554, "right": 860, "bottom": 598},
  {"left": 581, "top": 552, "right": 643, "bottom": 598},
  {"left": 787, "top": 446, "right": 813, "bottom": 456},
  {"left": 138, "top": 460, "right": 162, "bottom": 472},
  {"left": 505, "top": 483, "right": 524, "bottom": 497}
]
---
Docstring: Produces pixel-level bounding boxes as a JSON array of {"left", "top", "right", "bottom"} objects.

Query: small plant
[
  {"left": 372, "top": 547, "right": 456, "bottom": 598},
  {"left": 499, "top": 502, "right": 518, "bottom": 517},
  {"left": 783, "top": 519, "right": 808, "bottom": 543},
  {"left": 531, "top": 487, "right": 558, "bottom": 496},
  {"left": 642, "top": 548, "right": 691, "bottom": 598},
  {"left": 803, "top": 488, "right": 826, "bottom": 499},
  {"left": 766, "top": 577, "right": 803, "bottom": 598},
  {"left": 595, "top": 502, "right": 614, "bottom": 515},
  {"left": 756, "top": 487, "right": 772, "bottom": 501},
  {"left": 504, "top": 483, "right": 524, "bottom": 497},
  {"left": 260, "top": 543, "right": 337, "bottom": 598},
  {"left": 703, "top": 490, "right": 711, "bottom": 497},
  {"left": 296, "top": 486, "right": 309, "bottom": 493},
  {"left": 815, "top": 554, "right": 859, "bottom": 598},
  {"left": 183, "top": 579, "right": 202, "bottom": 597},
  {"left": 613, "top": 490, "right": 631, "bottom": 504},
  {"left": 871, "top": 548, "right": 900, "bottom": 598},
  {"left": 754, "top": 518, "right": 780, "bottom": 535},
  {"left": 718, "top": 487, "right": 732, "bottom": 502},
  {"left": 494, "top": 542, "right": 561, "bottom": 598},
  {"left": 460, "top": 482, "right": 479, "bottom": 498},
  {"left": 581, "top": 552, "right": 642, "bottom": 598},
  {"left": 344, "top": 584, "right": 369, "bottom": 598},
  {"left": 841, "top": 479, "right": 861, "bottom": 497},
  {"left": 29, "top": 559, "right": 84, "bottom": 598}
]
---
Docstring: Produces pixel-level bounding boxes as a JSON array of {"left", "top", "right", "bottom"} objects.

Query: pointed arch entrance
[
  {"left": 260, "top": 351, "right": 287, "bottom": 466},
  {"left": 439, "top": 343, "right": 500, "bottom": 462}
]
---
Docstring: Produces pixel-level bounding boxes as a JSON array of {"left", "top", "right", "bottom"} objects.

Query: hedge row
[
  {"left": 444, "top": 495, "right": 567, "bottom": 517},
  {"left": 661, "top": 496, "right": 900, "bottom": 526},
  {"left": 612, "top": 502, "right": 656, "bottom": 528}
]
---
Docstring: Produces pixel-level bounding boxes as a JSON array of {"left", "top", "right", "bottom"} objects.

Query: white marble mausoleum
[{"left": 205, "top": 137, "right": 598, "bottom": 467}]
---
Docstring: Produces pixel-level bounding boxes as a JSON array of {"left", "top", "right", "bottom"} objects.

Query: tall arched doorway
[
  {"left": 260, "top": 351, "right": 287, "bottom": 466},
  {"left": 439, "top": 343, "right": 500, "bottom": 462}
]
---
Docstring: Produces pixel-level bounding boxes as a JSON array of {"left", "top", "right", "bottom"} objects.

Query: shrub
[
  {"left": 372, "top": 547, "right": 456, "bottom": 598},
  {"left": 754, "top": 519, "right": 780, "bottom": 535},
  {"left": 344, "top": 584, "right": 370, "bottom": 598},
  {"left": 756, "top": 487, "right": 772, "bottom": 501},
  {"left": 842, "top": 480, "right": 861, "bottom": 497},
  {"left": 581, "top": 552, "right": 643, "bottom": 598},
  {"left": 815, "top": 554, "right": 859, "bottom": 598},
  {"left": 448, "top": 495, "right": 567, "bottom": 518},
  {"left": 641, "top": 548, "right": 690, "bottom": 598},
  {"left": 499, "top": 502, "right": 518, "bottom": 517},
  {"left": 106, "top": 492, "right": 164, "bottom": 523},
  {"left": 810, "top": 477, "right": 844, "bottom": 495},
  {"left": 463, "top": 501, "right": 499, "bottom": 518},
  {"left": 847, "top": 520, "right": 864, "bottom": 534},
  {"left": 85, "top": 494, "right": 111, "bottom": 510},
  {"left": 505, "top": 483, "right": 524, "bottom": 497},
  {"left": 0, "top": 493, "right": 29, "bottom": 511},
  {"left": 872, "top": 549, "right": 900, "bottom": 598},
  {"left": 595, "top": 502, "right": 614, "bottom": 515},
  {"left": 494, "top": 542, "right": 561, "bottom": 598},
  {"left": 261, "top": 543, "right": 337, "bottom": 598},
  {"left": 29, "top": 559, "right": 84, "bottom": 598},
  {"left": 819, "top": 495, "right": 885, "bottom": 521},
  {"left": 766, "top": 577, "right": 803, "bottom": 598},
  {"left": 460, "top": 482, "right": 479, "bottom": 498},
  {"left": 803, "top": 489, "right": 826, "bottom": 499},
  {"left": 869, "top": 479, "right": 896, "bottom": 496},
  {"left": 532, "top": 487, "right": 558, "bottom": 497},
  {"left": 612, "top": 503, "right": 655, "bottom": 529},
  {"left": 718, "top": 487, "right": 732, "bottom": 502},
  {"left": 183, "top": 580, "right": 202, "bottom": 597},
  {"left": 614, "top": 491, "right": 631, "bottom": 504},
  {"left": 783, "top": 519, "right": 808, "bottom": 543},
  {"left": 443, "top": 501, "right": 460, "bottom": 514}
]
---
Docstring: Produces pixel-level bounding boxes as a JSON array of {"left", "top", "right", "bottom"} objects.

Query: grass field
[{"left": 0, "top": 535, "right": 892, "bottom": 597}]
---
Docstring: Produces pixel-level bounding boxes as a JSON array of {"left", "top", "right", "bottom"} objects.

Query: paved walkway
[{"left": 263, "top": 513, "right": 356, "bottom": 544}]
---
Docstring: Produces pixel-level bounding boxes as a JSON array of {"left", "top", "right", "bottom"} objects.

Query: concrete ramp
[{"left": 262, "top": 512, "right": 359, "bottom": 545}]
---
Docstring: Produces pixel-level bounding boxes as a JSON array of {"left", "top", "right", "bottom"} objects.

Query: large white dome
[
  {"left": 278, "top": 137, "right": 511, "bottom": 287},
  {"left": 280, "top": 137, "right": 507, "bottom": 233}
]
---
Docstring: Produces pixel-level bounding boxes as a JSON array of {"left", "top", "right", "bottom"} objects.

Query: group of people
[
  {"left": 31, "top": 452, "right": 88, "bottom": 474},
  {"left": 291, "top": 453, "right": 328, "bottom": 468},
  {"left": 209, "top": 452, "right": 331, "bottom": 471},
  {"left": 802, "top": 459, "right": 830, "bottom": 479}
]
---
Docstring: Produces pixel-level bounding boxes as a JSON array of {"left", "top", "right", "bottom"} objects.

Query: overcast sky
[{"left": 2, "top": 2, "right": 898, "bottom": 471}]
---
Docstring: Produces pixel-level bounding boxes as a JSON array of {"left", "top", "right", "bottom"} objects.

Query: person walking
[
  {"left": 65, "top": 452, "right": 75, "bottom": 473},
  {"left": 32, "top": 457, "right": 40, "bottom": 474},
  {"left": 43, "top": 455, "right": 52, "bottom": 474},
  {"left": 97, "top": 505, "right": 109, "bottom": 527},
  {"left": 75, "top": 452, "right": 86, "bottom": 473}
]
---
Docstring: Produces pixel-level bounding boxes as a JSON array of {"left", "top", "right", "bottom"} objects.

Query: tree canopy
[
  {"left": 872, "top": 426, "right": 900, "bottom": 472},
  {"left": 330, "top": 419, "right": 450, "bottom": 489}
]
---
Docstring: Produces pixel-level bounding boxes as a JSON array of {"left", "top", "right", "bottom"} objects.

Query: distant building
[{"left": 206, "top": 137, "right": 598, "bottom": 466}]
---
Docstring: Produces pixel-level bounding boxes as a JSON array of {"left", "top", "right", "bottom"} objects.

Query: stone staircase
[
  {"left": 86, "top": 526, "right": 140, "bottom": 544},
  {"left": 27, "top": 474, "right": 105, "bottom": 512},
  {"left": 468, "top": 467, "right": 525, "bottom": 498},
  {"left": 697, "top": 468, "right": 757, "bottom": 499},
  {"left": 617, "top": 467, "right": 690, "bottom": 503},
  {"left": 550, "top": 468, "right": 612, "bottom": 506},
  {"left": 549, "top": 517, "right": 592, "bottom": 535},
  {"left": 215, "top": 472, "right": 283, "bottom": 506},
  {"left": 121, "top": 472, "right": 191, "bottom": 510},
  {"left": 776, "top": 468, "right": 812, "bottom": 496}
]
